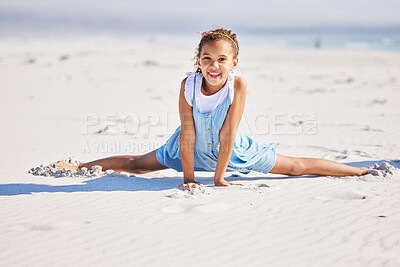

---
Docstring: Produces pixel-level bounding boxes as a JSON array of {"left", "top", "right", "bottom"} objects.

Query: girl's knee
[
  {"left": 126, "top": 157, "right": 142, "bottom": 174},
  {"left": 271, "top": 155, "right": 307, "bottom": 176},
  {"left": 126, "top": 156, "right": 154, "bottom": 174},
  {"left": 288, "top": 159, "right": 307, "bottom": 176}
]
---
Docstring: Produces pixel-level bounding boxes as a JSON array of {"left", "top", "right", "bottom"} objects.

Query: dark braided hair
[{"left": 194, "top": 28, "right": 239, "bottom": 74}]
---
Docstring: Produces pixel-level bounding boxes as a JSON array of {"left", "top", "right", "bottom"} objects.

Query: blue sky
[{"left": 1, "top": 0, "right": 400, "bottom": 34}]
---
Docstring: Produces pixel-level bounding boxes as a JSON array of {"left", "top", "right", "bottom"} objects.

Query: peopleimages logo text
[{"left": 81, "top": 112, "right": 317, "bottom": 136}]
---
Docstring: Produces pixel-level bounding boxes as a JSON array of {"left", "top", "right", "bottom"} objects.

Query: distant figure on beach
[
  {"left": 57, "top": 28, "right": 371, "bottom": 189},
  {"left": 315, "top": 37, "right": 321, "bottom": 49}
]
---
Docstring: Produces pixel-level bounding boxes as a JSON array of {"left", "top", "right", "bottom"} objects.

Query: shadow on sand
[{"left": 1, "top": 160, "right": 397, "bottom": 196}]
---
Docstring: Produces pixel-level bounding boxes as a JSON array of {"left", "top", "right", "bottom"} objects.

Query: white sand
[{"left": 1, "top": 36, "right": 400, "bottom": 267}]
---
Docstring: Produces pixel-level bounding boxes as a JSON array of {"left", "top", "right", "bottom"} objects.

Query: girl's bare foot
[
  {"left": 359, "top": 167, "right": 372, "bottom": 175},
  {"left": 56, "top": 160, "right": 80, "bottom": 171}
]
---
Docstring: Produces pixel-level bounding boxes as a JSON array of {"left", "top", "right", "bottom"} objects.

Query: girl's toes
[
  {"left": 359, "top": 167, "right": 371, "bottom": 175},
  {"left": 56, "top": 161, "right": 67, "bottom": 169}
]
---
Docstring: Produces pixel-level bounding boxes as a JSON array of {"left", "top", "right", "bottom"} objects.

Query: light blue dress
[{"left": 156, "top": 72, "right": 277, "bottom": 174}]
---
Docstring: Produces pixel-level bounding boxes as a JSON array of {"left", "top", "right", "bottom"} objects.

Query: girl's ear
[
  {"left": 232, "top": 57, "right": 239, "bottom": 70},
  {"left": 196, "top": 56, "right": 200, "bottom": 67}
]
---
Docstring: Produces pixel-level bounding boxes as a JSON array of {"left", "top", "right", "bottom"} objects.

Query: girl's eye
[
  {"left": 219, "top": 58, "right": 226, "bottom": 61},
  {"left": 203, "top": 57, "right": 211, "bottom": 60}
]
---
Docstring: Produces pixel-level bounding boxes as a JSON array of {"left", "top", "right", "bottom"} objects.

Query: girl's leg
[
  {"left": 57, "top": 149, "right": 168, "bottom": 174},
  {"left": 270, "top": 153, "right": 371, "bottom": 177}
]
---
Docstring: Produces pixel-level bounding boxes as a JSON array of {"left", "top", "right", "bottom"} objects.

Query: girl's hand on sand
[
  {"left": 214, "top": 180, "right": 243, "bottom": 187},
  {"left": 179, "top": 182, "right": 202, "bottom": 191}
]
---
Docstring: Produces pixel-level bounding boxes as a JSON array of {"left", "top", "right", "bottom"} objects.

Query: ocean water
[
  {"left": 1, "top": 12, "right": 399, "bottom": 53},
  {"left": 238, "top": 33, "right": 400, "bottom": 53},
  {"left": 157, "top": 31, "right": 400, "bottom": 53}
]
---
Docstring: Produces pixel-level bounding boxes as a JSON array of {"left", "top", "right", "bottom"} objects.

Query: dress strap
[
  {"left": 193, "top": 73, "right": 197, "bottom": 101},
  {"left": 227, "top": 71, "right": 235, "bottom": 104}
]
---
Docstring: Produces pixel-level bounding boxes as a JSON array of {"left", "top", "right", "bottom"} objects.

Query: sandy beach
[{"left": 1, "top": 36, "right": 400, "bottom": 267}]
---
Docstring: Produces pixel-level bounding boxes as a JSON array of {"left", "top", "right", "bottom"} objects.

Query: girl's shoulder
[
  {"left": 226, "top": 72, "right": 246, "bottom": 104},
  {"left": 230, "top": 75, "right": 247, "bottom": 104},
  {"left": 233, "top": 75, "right": 247, "bottom": 92}
]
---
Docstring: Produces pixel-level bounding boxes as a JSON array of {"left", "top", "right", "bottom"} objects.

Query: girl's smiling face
[{"left": 197, "top": 40, "right": 239, "bottom": 92}]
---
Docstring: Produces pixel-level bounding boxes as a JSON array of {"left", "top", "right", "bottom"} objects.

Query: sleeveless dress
[{"left": 156, "top": 72, "right": 277, "bottom": 174}]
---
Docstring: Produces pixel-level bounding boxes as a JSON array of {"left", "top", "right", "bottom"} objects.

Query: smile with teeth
[{"left": 208, "top": 72, "right": 221, "bottom": 78}]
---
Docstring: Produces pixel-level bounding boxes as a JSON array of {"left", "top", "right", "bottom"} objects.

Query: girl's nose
[{"left": 211, "top": 61, "right": 219, "bottom": 68}]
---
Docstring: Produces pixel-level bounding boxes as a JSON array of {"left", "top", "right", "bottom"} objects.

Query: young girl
[{"left": 57, "top": 28, "right": 371, "bottom": 189}]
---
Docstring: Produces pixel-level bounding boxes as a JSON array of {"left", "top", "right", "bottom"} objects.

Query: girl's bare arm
[
  {"left": 178, "top": 78, "right": 197, "bottom": 184},
  {"left": 214, "top": 76, "right": 247, "bottom": 186}
]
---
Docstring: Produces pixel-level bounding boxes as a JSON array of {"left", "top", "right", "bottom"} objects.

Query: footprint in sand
[
  {"left": 161, "top": 204, "right": 191, "bottom": 213},
  {"left": 162, "top": 183, "right": 271, "bottom": 213},
  {"left": 165, "top": 186, "right": 210, "bottom": 199},
  {"left": 165, "top": 183, "right": 272, "bottom": 199},
  {"left": 243, "top": 183, "right": 270, "bottom": 190},
  {"left": 13, "top": 221, "right": 91, "bottom": 232},
  {"left": 13, "top": 223, "right": 55, "bottom": 231},
  {"left": 29, "top": 224, "right": 55, "bottom": 231},
  {"left": 161, "top": 202, "right": 233, "bottom": 214},
  {"left": 316, "top": 191, "right": 368, "bottom": 201},
  {"left": 190, "top": 202, "right": 234, "bottom": 213}
]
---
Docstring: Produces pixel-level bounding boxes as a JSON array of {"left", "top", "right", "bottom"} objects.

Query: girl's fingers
[
  {"left": 179, "top": 184, "right": 188, "bottom": 190},
  {"left": 179, "top": 182, "right": 202, "bottom": 190},
  {"left": 178, "top": 183, "right": 191, "bottom": 190}
]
